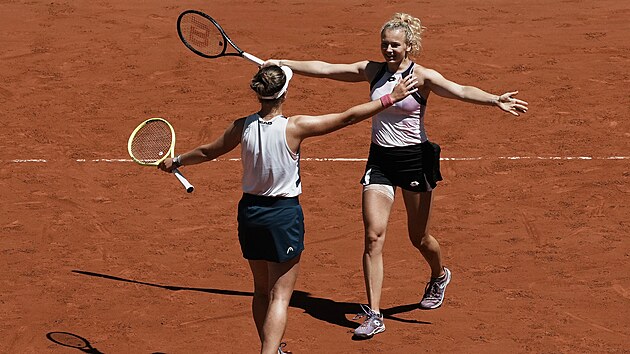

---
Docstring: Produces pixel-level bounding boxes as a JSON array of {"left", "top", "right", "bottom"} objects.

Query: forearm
[
  {"left": 279, "top": 59, "right": 366, "bottom": 82},
  {"left": 176, "top": 146, "right": 216, "bottom": 166},
  {"left": 177, "top": 140, "right": 239, "bottom": 166},
  {"left": 460, "top": 86, "right": 500, "bottom": 106},
  {"left": 278, "top": 60, "right": 331, "bottom": 77},
  {"left": 304, "top": 98, "right": 386, "bottom": 137},
  {"left": 175, "top": 119, "right": 243, "bottom": 167},
  {"left": 335, "top": 79, "right": 411, "bottom": 126},
  {"left": 293, "top": 75, "right": 416, "bottom": 139},
  {"left": 340, "top": 98, "right": 389, "bottom": 126}
]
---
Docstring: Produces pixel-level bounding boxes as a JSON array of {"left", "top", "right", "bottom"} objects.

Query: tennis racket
[
  {"left": 177, "top": 9, "right": 263, "bottom": 65},
  {"left": 127, "top": 118, "right": 194, "bottom": 193}
]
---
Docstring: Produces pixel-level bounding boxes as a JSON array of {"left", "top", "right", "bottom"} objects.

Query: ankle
[{"left": 432, "top": 268, "right": 446, "bottom": 280}]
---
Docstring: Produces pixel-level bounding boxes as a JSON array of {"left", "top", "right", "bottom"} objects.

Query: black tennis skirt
[{"left": 360, "top": 141, "right": 443, "bottom": 192}]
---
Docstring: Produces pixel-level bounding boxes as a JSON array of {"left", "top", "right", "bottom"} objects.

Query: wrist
[
  {"left": 172, "top": 155, "right": 183, "bottom": 168},
  {"left": 380, "top": 94, "right": 394, "bottom": 108},
  {"left": 494, "top": 95, "right": 502, "bottom": 106}
]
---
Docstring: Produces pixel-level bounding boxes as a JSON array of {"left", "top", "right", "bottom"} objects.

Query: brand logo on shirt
[
  {"left": 286, "top": 247, "right": 294, "bottom": 254},
  {"left": 387, "top": 77, "right": 397, "bottom": 82},
  {"left": 258, "top": 119, "right": 273, "bottom": 125}
]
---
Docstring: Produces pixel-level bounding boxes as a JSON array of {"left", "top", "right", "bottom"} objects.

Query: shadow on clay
[{"left": 72, "top": 270, "right": 430, "bottom": 332}]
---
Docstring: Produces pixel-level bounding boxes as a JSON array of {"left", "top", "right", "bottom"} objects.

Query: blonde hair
[
  {"left": 381, "top": 13, "right": 425, "bottom": 57},
  {"left": 250, "top": 66, "right": 286, "bottom": 100}
]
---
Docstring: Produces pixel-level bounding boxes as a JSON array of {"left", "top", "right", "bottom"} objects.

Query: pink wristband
[{"left": 380, "top": 94, "right": 394, "bottom": 108}]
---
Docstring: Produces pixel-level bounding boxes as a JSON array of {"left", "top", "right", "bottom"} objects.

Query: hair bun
[{"left": 250, "top": 66, "right": 288, "bottom": 99}]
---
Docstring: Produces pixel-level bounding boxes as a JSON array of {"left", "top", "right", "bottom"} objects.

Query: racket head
[
  {"left": 127, "top": 117, "right": 176, "bottom": 166},
  {"left": 177, "top": 10, "right": 242, "bottom": 59}
]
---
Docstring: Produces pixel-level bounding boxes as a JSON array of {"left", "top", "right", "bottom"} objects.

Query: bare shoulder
[
  {"left": 285, "top": 114, "right": 305, "bottom": 128},
  {"left": 286, "top": 113, "right": 329, "bottom": 131},
  {"left": 412, "top": 64, "right": 442, "bottom": 81},
  {"left": 285, "top": 114, "right": 314, "bottom": 141},
  {"left": 286, "top": 114, "right": 305, "bottom": 121},
  {"left": 364, "top": 60, "right": 384, "bottom": 79},
  {"left": 231, "top": 116, "right": 247, "bottom": 129},
  {"left": 225, "top": 117, "right": 247, "bottom": 136}
]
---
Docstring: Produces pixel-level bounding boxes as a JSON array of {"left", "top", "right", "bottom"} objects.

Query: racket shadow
[
  {"left": 72, "top": 270, "right": 253, "bottom": 297},
  {"left": 45, "top": 331, "right": 103, "bottom": 354},
  {"left": 72, "top": 270, "right": 429, "bottom": 329}
]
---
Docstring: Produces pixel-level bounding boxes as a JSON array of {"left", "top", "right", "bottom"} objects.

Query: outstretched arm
[
  {"left": 422, "top": 68, "right": 528, "bottom": 116},
  {"left": 287, "top": 75, "right": 418, "bottom": 145},
  {"left": 264, "top": 59, "right": 374, "bottom": 82},
  {"left": 158, "top": 118, "right": 245, "bottom": 172}
]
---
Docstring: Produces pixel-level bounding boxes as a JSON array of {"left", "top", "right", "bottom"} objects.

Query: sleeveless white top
[
  {"left": 369, "top": 62, "right": 428, "bottom": 147},
  {"left": 241, "top": 113, "right": 302, "bottom": 197}
]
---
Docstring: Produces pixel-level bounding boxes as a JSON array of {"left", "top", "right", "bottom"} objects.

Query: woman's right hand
[
  {"left": 157, "top": 158, "right": 175, "bottom": 173},
  {"left": 390, "top": 75, "right": 419, "bottom": 102}
]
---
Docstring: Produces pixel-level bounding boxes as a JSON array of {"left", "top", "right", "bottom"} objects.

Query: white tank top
[
  {"left": 369, "top": 62, "right": 428, "bottom": 147},
  {"left": 241, "top": 113, "right": 302, "bottom": 197}
]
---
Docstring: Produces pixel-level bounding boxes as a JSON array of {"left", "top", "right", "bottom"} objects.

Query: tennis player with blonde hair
[
  {"left": 159, "top": 65, "right": 417, "bottom": 353},
  {"left": 265, "top": 12, "right": 528, "bottom": 338}
]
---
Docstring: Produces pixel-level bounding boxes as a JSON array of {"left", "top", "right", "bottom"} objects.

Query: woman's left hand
[{"left": 497, "top": 91, "right": 529, "bottom": 116}]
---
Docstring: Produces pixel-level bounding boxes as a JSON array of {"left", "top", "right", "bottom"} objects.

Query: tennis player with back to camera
[
  {"left": 264, "top": 12, "right": 528, "bottom": 338},
  {"left": 159, "top": 65, "right": 417, "bottom": 354}
]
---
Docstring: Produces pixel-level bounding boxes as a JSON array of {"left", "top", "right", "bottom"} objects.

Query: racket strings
[
  {"left": 180, "top": 13, "right": 223, "bottom": 56},
  {"left": 130, "top": 121, "right": 173, "bottom": 164}
]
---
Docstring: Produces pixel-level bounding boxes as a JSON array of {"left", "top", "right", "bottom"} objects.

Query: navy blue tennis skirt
[{"left": 237, "top": 193, "right": 305, "bottom": 263}]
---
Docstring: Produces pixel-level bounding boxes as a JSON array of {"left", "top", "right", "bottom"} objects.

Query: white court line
[{"left": 7, "top": 156, "right": 630, "bottom": 163}]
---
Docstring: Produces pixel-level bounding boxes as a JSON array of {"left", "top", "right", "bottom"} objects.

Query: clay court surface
[{"left": 1, "top": 0, "right": 629, "bottom": 353}]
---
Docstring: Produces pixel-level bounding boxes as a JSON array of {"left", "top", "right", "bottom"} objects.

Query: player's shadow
[
  {"left": 72, "top": 270, "right": 429, "bottom": 330},
  {"left": 289, "top": 291, "right": 431, "bottom": 330}
]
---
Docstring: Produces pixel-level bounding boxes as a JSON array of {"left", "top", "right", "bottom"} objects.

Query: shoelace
[
  {"left": 353, "top": 304, "right": 378, "bottom": 322},
  {"left": 423, "top": 279, "right": 441, "bottom": 299},
  {"left": 278, "top": 342, "right": 291, "bottom": 354}
]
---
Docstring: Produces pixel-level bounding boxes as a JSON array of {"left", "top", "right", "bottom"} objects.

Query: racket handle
[
  {"left": 173, "top": 168, "right": 194, "bottom": 193},
  {"left": 242, "top": 52, "right": 263, "bottom": 65}
]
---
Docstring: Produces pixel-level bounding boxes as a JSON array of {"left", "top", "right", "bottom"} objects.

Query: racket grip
[
  {"left": 173, "top": 168, "right": 194, "bottom": 193},
  {"left": 242, "top": 52, "right": 263, "bottom": 65}
]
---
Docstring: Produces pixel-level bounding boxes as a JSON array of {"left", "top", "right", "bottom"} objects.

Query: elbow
[
  {"left": 196, "top": 148, "right": 214, "bottom": 162},
  {"left": 343, "top": 117, "right": 356, "bottom": 126},
  {"left": 342, "top": 113, "right": 361, "bottom": 126}
]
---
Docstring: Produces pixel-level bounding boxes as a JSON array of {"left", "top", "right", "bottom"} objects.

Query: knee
[
  {"left": 253, "top": 289, "right": 269, "bottom": 302},
  {"left": 411, "top": 232, "right": 432, "bottom": 250},
  {"left": 268, "top": 289, "right": 292, "bottom": 306},
  {"left": 364, "top": 229, "right": 385, "bottom": 253}
]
